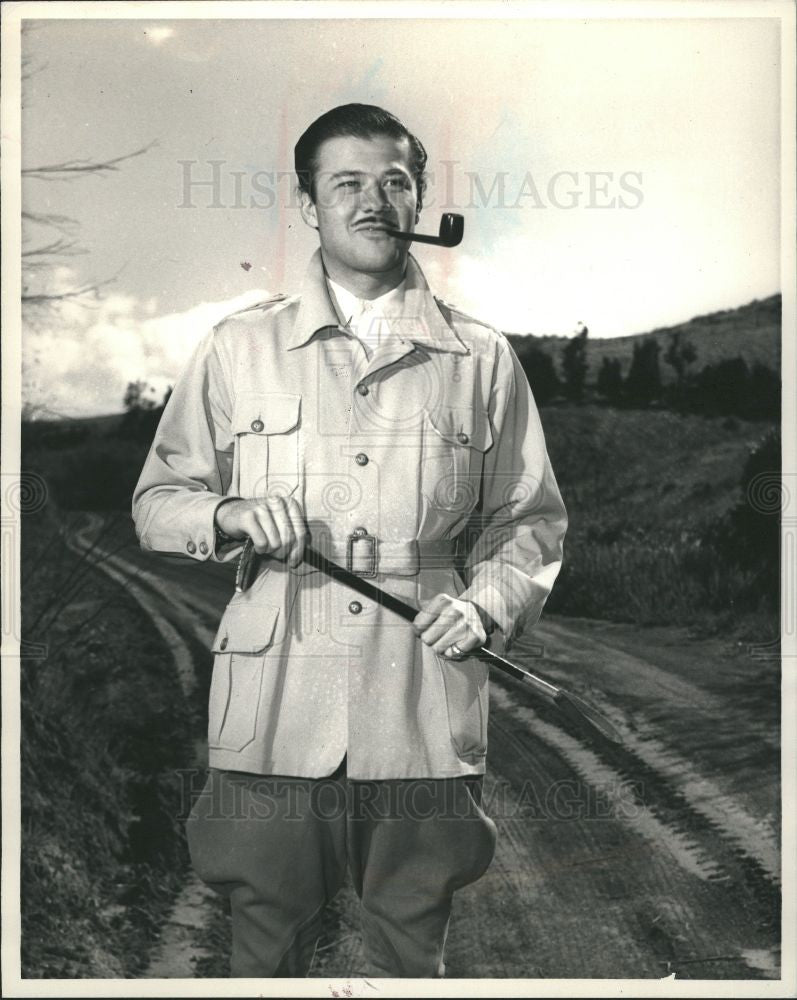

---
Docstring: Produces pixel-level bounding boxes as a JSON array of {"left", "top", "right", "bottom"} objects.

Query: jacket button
[
  {"left": 199, "top": 541, "right": 209, "bottom": 555},
  {"left": 355, "top": 453, "right": 369, "bottom": 466},
  {"left": 186, "top": 540, "right": 197, "bottom": 554},
  {"left": 220, "top": 636, "right": 228, "bottom": 650},
  {"left": 348, "top": 601, "right": 363, "bottom": 615},
  {"left": 353, "top": 526, "right": 368, "bottom": 537},
  {"left": 251, "top": 419, "right": 264, "bottom": 433},
  {"left": 457, "top": 432, "right": 470, "bottom": 444},
  {"left": 357, "top": 384, "right": 369, "bottom": 396}
]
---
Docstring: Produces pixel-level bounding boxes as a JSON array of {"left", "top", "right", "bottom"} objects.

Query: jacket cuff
[
  {"left": 211, "top": 496, "right": 245, "bottom": 563},
  {"left": 459, "top": 562, "right": 560, "bottom": 647},
  {"left": 137, "top": 492, "right": 241, "bottom": 564},
  {"left": 459, "top": 577, "right": 516, "bottom": 639}
]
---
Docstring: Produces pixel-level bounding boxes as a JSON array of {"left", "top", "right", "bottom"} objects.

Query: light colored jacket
[{"left": 132, "top": 249, "right": 567, "bottom": 779}]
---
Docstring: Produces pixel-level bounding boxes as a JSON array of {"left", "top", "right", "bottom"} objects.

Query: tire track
[
  {"left": 469, "top": 684, "right": 778, "bottom": 979},
  {"left": 69, "top": 517, "right": 200, "bottom": 697},
  {"left": 584, "top": 691, "right": 781, "bottom": 884},
  {"left": 69, "top": 513, "right": 219, "bottom": 978},
  {"left": 516, "top": 623, "right": 781, "bottom": 885},
  {"left": 489, "top": 684, "right": 724, "bottom": 883}
]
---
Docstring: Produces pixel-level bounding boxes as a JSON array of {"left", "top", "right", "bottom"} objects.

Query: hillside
[
  {"left": 507, "top": 294, "right": 781, "bottom": 383},
  {"left": 534, "top": 403, "right": 777, "bottom": 628},
  {"left": 540, "top": 404, "right": 768, "bottom": 538}
]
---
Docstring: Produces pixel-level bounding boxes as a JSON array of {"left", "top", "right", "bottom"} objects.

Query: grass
[
  {"left": 537, "top": 405, "right": 779, "bottom": 638},
  {"left": 19, "top": 503, "right": 195, "bottom": 977}
]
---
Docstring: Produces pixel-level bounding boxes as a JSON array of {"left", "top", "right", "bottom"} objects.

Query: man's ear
[{"left": 299, "top": 189, "right": 319, "bottom": 230}]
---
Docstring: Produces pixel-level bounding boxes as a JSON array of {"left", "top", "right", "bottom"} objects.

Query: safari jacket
[{"left": 132, "top": 249, "right": 568, "bottom": 780}]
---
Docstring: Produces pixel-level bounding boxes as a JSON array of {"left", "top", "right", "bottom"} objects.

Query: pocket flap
[
  {"left": 212, "top": 602, "right": 280, "bottom": 653},
  {"left": 426, "top": 406, "right": 493, "bottom": 453},
  {"left": 232, "top": 393, "right": 301, "bottom": 435}
]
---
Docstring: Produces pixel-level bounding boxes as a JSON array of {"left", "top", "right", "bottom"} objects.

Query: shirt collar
[
  {"left": 287, "top": 248, "right": 469, "bottom": 355},
  {"left": 326, "top": 276, "right": 407, "bottom": 329}
]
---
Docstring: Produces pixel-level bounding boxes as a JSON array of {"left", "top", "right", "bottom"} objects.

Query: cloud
[
  {"left": 23, "top": 269, "right": 270, "bottom": 418},
  {"left": 144, "top": 26, "right": 175, "bottom": 47}
]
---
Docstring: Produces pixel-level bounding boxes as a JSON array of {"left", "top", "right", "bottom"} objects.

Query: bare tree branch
[
  {"left": 22, "top": 209, "right": 80, "bottom": 233},
  {"left": 23, "top": 237, "right": 86, "bottom": 259},
  {"left": 22, "top": 141, "right": 158, "bottom": 181},
  {"left": 22, "top": 277, "right": 115, "bottom": 306}
]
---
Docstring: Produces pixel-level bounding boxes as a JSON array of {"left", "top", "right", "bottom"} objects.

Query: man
[{"left": 132, "top": 104, "right": 567, "bottom": 978}]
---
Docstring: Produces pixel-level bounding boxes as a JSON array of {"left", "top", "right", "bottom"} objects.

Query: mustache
[{"left": 353, "top": 216, "right": 398, "bottom": 231}]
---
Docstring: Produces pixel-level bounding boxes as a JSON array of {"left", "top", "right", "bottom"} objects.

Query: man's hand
[
  {"left": 215, "top": 496, "right": 308, "bottom": 569},
  {"left": 412, "top": 594, "right": 489, "bottom": 659}
]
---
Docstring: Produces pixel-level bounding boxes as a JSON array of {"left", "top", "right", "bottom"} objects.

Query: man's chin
[{"left": 350, "top": 245, "right": 407, "bottom": 274}]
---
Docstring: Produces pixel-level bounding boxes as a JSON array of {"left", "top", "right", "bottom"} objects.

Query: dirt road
[{"left": 73, "top": 513, "right": 781, "bottom": 982}]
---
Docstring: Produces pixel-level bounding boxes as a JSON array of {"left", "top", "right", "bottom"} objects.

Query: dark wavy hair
[{"left": 294, "top": 103, "right": 428, "bottom": 213}]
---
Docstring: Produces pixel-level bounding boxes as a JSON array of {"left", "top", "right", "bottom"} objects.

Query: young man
[{"left": 132, "top": 104, "right": 567, "bottom": 978}]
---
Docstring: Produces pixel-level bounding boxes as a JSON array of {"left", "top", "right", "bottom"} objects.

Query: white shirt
[{"left": 326, "top": 276, "right": 407, "bottom": 359}]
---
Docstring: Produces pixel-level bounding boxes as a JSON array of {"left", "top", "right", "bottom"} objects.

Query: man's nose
[{"left": 360, "top": 178, "right": 391, "bottom": 214}]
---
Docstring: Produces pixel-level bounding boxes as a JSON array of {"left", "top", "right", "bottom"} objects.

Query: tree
[
  {"left": 691, "top": 357, "right": 751, "bottom": 417},
  {"left": 561, "top": 327, "right": 588, "bottom": 402},
  {"left": 523, "top": 347, "right": 560, "bottom": 405},
  {"left": 120, "top": 383, "right": 170, "bottom": 441},
  {"left": 701, "top": 428, "right": 780, "bottom": 610},
  {"left": 624, "top": 338, "right": 662, "bottom": 406},
  {"left": 22, "top": 144, "right": 155, "bottom": 312},
  {"left": 746, "top": 363, "right": 780, "bottom": 422},
  {"left": 507, "top": 338, "right": 560, "bottom": 405},
  {"left": 596, "top": 357, "right": 623, "bottom": 404},
  {"left": 21, "top": 26, "right": 156, "bottom": 418},
  {"left": 664, "top": 331, "right": 698, "bottom": 383},
  {"left": 21, "top": 25, "right": 155, "bottom": 314}
]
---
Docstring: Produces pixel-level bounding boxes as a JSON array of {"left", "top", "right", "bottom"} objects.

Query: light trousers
[{"left": 186, "top": 758, "right": 497, "bottom": 978}]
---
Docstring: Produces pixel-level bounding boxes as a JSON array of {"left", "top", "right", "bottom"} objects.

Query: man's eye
[
  {"left": 338, "top": 180, "right": 360, "bottom": 189},
  {"left": 385, "top": 178, "right": 410, "bottom": 189}
]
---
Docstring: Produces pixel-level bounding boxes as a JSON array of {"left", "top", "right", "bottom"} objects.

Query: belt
[{"left": 317, "top": 531, "right": 458, "bottom": 578}]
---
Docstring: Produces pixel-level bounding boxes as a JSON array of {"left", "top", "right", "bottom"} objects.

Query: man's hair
[{"left": 294, "top": 103, "right": 428, "bottom": 213}]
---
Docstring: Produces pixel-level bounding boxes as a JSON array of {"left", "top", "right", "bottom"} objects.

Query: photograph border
[{"left": 2, "top": 1, "right": 795, "bottom": 997}]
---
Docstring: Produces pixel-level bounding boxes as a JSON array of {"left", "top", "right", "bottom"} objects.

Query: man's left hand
[{"left": 412, "top": 595, "right": 489, "bottom": 659}]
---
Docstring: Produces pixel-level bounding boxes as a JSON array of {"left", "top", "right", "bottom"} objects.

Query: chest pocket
[
  {"left": 422, "top": 406, "right": 493, "bottom": 514},
  {"left": 232, "top": 392, "right": 302, "bottom": 499}
]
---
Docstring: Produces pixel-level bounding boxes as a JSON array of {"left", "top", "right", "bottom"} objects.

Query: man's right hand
[{"left": 215, "top": 496, "right": 308, "bottom": 569}]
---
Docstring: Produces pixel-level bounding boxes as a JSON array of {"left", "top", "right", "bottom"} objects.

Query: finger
[
  {"left": 412, "top": 594, "right": 452, "bottom": 634},
  {"left": 243, "top": 512, "right": 271, "bottom": 555},
  {"left": 269, "top": 496, "right": 297, "bottom": 561},
  {"left": 419, "top": 617, "right": 455, "bottom": 648},
  {"left": 442, "top": 632, "right": 481, "bottom": 658},
  {"left": 285, "top": 496, "right": 308, "bottom": 567},
  {"left": 432, "top": 625, "right": 472, "bottom": 656},
  {"left": 253, "top": 503, "right": 282, "bottom": 555},
  {"left": 418, "top": 604, "right": 465, "bottom": 647}
]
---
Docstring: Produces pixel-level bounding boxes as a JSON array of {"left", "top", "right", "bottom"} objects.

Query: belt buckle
[{"left": 346, "top": 531, "right": 377, "bottom": 578}]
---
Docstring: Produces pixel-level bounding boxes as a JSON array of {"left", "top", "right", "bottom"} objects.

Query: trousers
[{"left": 186, "top": 758, "right": 497, "bottom": 978}]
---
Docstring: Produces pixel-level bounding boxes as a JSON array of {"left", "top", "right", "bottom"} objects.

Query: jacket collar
[{"left": 287, "top": 248, "right": 469, "bottom": 355}]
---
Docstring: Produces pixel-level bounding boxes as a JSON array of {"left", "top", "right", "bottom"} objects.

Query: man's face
[{"left": 299, "top": 133, "right": 418, "bottom": 281}]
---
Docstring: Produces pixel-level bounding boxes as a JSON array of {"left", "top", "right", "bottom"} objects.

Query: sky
[{"left": 20, "top": 13, "right": 782, "bottom": 417}]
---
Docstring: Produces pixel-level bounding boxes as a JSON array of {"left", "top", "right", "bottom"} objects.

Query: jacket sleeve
[
  {"left": 131, "top": 327, "right": 242, "bottom": 564},
  {"left": 458, "top": 336, "right": 568, "bottom": 646}
]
